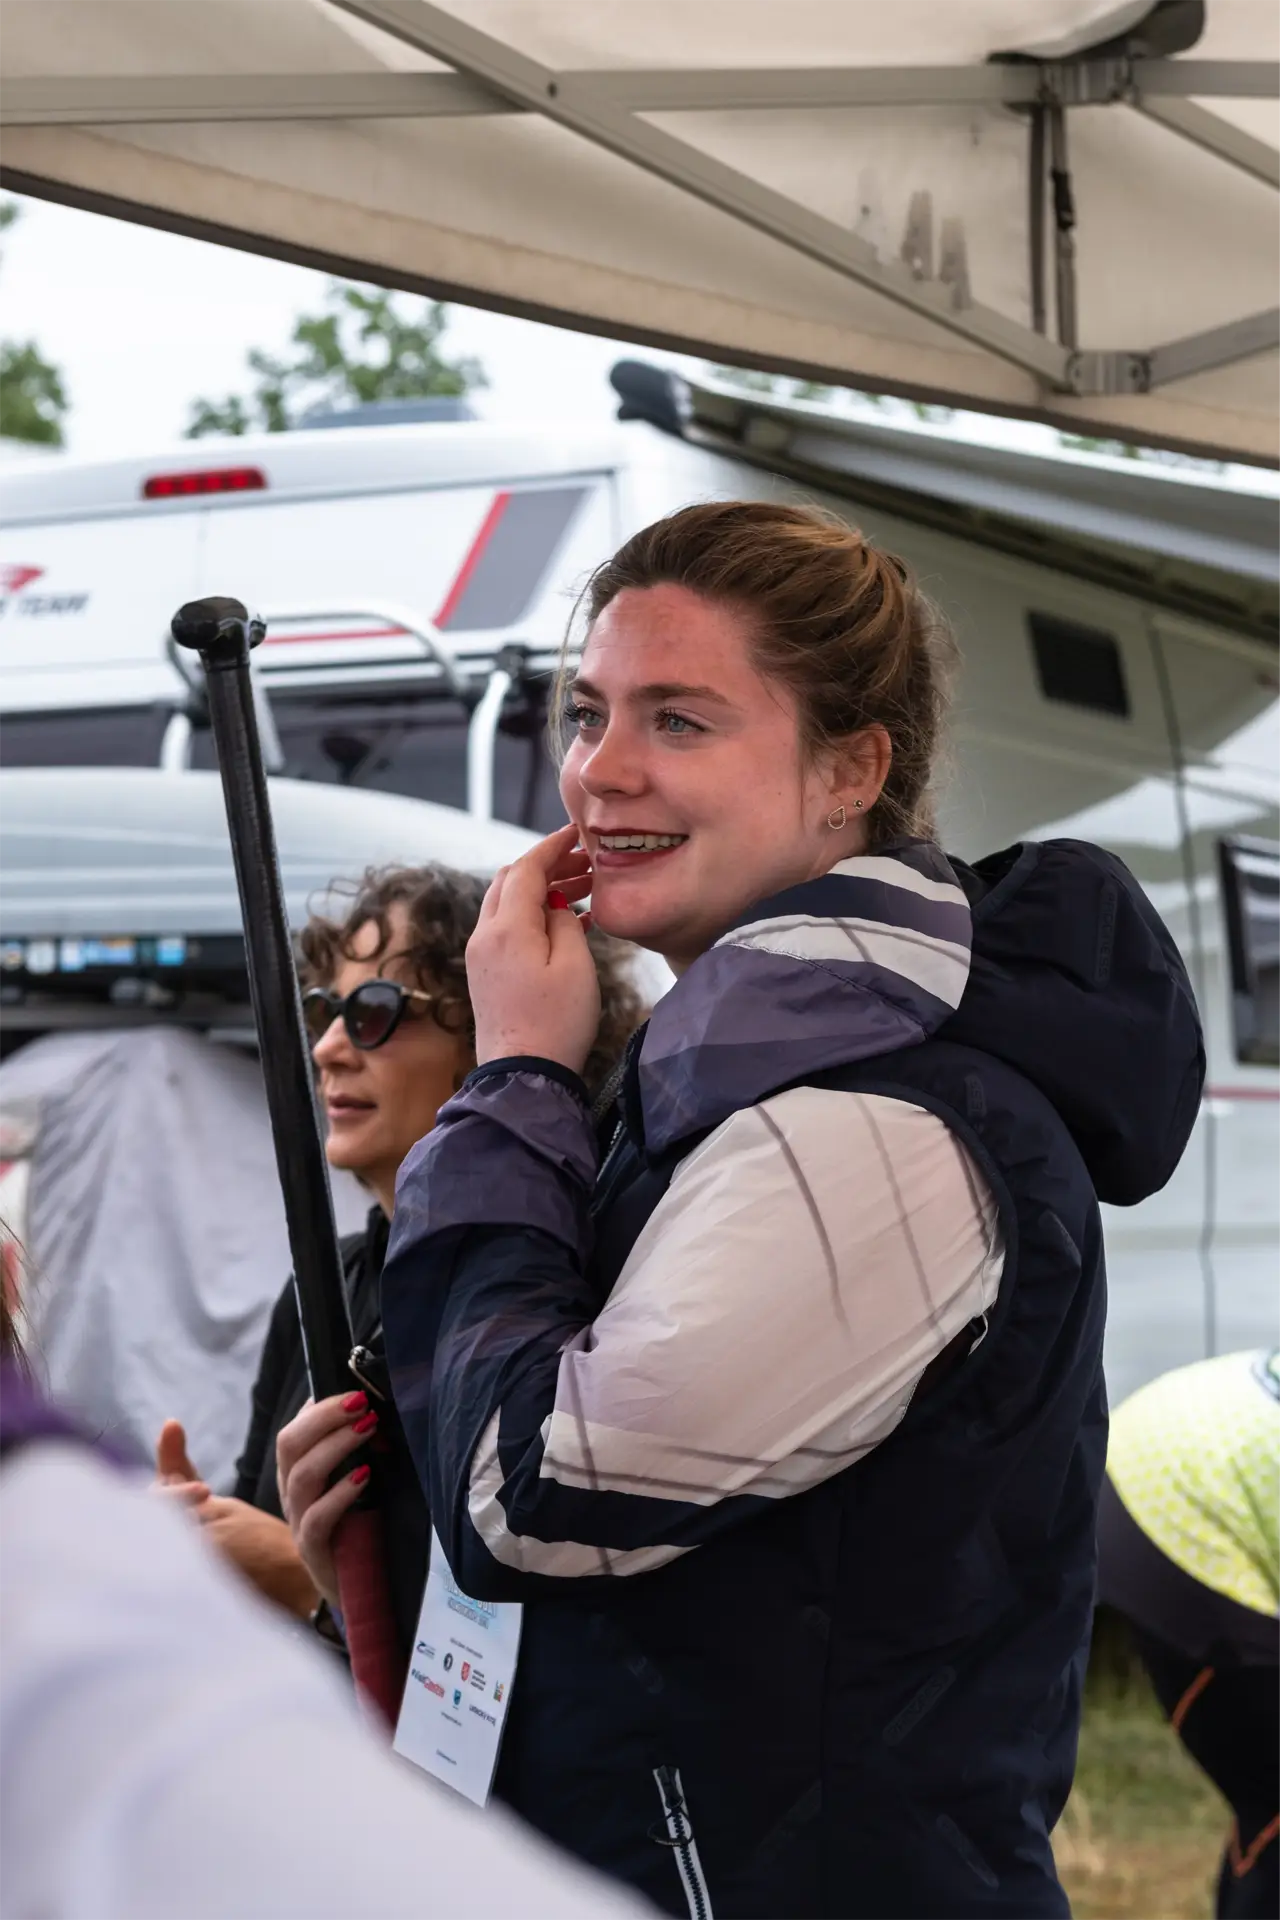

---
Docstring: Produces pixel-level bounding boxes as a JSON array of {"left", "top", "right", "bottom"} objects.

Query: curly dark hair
[{"left": 299, "top": 864, "right": 646, "bottom": 1101}]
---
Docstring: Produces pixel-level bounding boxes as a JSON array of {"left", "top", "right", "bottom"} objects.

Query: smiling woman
[{"left": 379, "top": 500, "right": 1204, "bottom": 1919}]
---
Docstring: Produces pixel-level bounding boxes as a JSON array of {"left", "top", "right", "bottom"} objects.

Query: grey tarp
[{"left": 0, "top": 1026, "right": 367, "bottom": 1487}]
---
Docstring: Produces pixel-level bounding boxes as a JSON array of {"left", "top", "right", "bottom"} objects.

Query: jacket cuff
[
  {"left": 465, "top": 1055, "right": 589, "bottom": 1107},
  {"left": 390, "top": 1064, "right": 598, "bottom": 1259}
]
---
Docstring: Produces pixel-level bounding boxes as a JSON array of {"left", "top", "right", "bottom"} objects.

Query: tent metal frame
[{"left": 3, "top": 0, "right": 1275, "bottom": 403}]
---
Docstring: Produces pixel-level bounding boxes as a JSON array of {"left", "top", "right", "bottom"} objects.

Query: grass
[{"left": 1054, "top": 1613, "right": 1229, "bottom": 1920}]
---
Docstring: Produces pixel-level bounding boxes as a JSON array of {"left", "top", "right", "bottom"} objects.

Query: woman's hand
[
  {"left": 156, "top": 1419, "right": 320, "bottom": 1618},
  {"left": 467, "top": 823, "right": 601, "bottom": 1078},
  {"left": 153, "top": 1418, "right": 211, "bottom": 1510},
  {"left": 199, "top": 1498, "right": 320, "bottom": 1620},
  {"left": 275, "top": 1393, "right": 377, "bottom": 1610}
]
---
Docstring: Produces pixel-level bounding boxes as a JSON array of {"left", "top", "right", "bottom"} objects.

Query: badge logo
[
  {"left": 453, "top": 1688, "right": 463, "bottom": 1707},
  {"left": 443, "top": 1652, "right": 454, "bottom": 1671},
  {"left": 415, "top": 1639, "right": 436, "bottom": 1659},
  {"left": 494, "top": 1681, "right": 505, "bottom": 1703},
  {"left": 461, "top": 1661, "right": 471, "bottom": 1682}
]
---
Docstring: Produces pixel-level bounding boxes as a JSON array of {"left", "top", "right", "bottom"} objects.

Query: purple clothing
[{"left": 0, "top": 1361, "right": 140, "bottom": 1469}]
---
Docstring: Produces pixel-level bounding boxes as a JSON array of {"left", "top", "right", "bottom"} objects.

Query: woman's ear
[{"left": 832, "top": 725, "right": 892, "bottom": 816}]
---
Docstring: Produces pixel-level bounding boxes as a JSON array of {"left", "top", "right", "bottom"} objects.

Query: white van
[{"left": 1, "top": 362, "right": 1276, "bottom": 1400}]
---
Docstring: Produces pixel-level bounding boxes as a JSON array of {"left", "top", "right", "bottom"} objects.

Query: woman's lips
[{"left": 326, "top": 1097, "right": 375, "bottom": 1122}]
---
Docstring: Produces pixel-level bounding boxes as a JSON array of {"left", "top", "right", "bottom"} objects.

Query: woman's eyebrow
[{"left": 569, "top": 676, "right": 733, "bottom": 708}]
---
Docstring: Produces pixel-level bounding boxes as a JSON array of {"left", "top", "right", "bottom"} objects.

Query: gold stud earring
[
  {"left": 827, "top": 804, "right": 847, "bottom": 831},
  {"left": 854, "top": 798, "right": 864, "bottom": 810}
]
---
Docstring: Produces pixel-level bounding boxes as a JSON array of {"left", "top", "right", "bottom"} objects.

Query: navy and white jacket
[{"left": 382, "top": 838, "right": 1203, "bottom": 1919}]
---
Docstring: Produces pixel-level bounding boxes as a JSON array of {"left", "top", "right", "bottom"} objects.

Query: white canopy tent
[{"left": 2, "top": 0, "right": 1276, "bottom": 465}]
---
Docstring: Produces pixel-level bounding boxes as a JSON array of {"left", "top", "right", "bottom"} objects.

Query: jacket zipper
[{"left": 652, "top": 1765, "right": 713, "bottom": 1920}]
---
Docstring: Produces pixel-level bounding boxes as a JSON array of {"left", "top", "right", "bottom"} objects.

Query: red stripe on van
[
  {"left": 1205, "top": 1085, "right": 1280, "bottom": 1102},
  {"left": 435, "top": 490, "right": 511, "bottom": 630}
]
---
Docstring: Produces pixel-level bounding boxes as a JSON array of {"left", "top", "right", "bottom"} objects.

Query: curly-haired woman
[{"left": 155, "top": 863, "right": 644, "bottom": 1651}]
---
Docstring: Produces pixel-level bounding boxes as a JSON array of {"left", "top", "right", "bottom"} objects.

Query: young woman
[
  {"left": 281, "top": 503, "right": 1203, "bottom": 1918},
  {"left": 1098, "top": 1350, "right": 1279, "bottom": 1920},
  {"left": 156, "top": 864, "right": 642, "bottom": 1648}
]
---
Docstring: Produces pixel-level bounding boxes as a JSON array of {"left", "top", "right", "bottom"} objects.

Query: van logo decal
[{"left": 0, "top": 565, "right": 44, "bottom": 595}]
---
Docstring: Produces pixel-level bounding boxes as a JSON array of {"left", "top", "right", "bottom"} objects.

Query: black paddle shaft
[{"left": 171, "top": 596, "right": 353, "bottom": 1399}]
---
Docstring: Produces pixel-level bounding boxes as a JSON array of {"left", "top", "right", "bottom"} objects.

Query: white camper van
[{"left": 1, "top": 363, "right": 1276, "bottom": 1402}]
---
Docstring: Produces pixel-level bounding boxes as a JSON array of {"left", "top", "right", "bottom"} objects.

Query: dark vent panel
[{"left": 1027, "top": 612, "right": 1131, "bottom": 718}]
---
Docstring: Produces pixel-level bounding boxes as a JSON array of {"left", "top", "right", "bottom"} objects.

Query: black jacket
[
  {"left": 234, "top": 1208, "right": 429, "bottom": 1656},
  {"left": 381, "top": 840, "right": 1204, "bottom": 1918}
]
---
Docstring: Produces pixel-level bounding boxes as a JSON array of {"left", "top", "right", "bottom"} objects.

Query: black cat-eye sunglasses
[{"left": 302, "top": 979, "right": 435, "bottom": 1052}]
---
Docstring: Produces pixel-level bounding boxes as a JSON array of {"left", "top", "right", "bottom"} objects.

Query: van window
[
  {"left": 190, "top": 688, "right": 565, "bottom": 835},
  {"left": 1219, "top": 835, "right": 1280, "bottom": 1068},
  {"left": 0, "top": 706, "right": 170, "bottom": 768}
]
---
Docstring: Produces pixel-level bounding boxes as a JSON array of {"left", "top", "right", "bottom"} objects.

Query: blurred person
[
  {"left": 1098, "top": 1349, "right": 1280, "bottom": 1919},
  {"left": 281, "top": 503, "right": 1203, "bottom": 1916},
  {"left": 1, "top": 1360, "right": 650, "bottom": 1920},
  {"left": 155, "top": 864, "right": 644, "bottom": 1651}
]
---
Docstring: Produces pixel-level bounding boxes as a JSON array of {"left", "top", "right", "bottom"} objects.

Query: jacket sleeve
[{"left": 381, "top": 1059, "right": 1002, "bottom": 1600}]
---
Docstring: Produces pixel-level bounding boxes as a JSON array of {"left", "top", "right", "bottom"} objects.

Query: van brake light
[{"left": 142, "top": 467, "right": 267, "bottom": 499}]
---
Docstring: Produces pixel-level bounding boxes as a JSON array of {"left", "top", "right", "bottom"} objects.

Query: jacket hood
[
  {"left": 942, "top": 840, "right": 1204, "bottom": 1206},
  {"left": 637, "top": 836, "right": 1203, "bottom": 1207}
]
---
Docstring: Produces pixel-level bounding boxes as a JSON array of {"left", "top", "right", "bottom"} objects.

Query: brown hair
[
  {"left": 299, "top": 863, "right": 646, "bottom": 1100},
  {"left": 564, "top": 500, "right": 955, "bottom": 846},
  {"left": 1, "top": 1222, "right": 29, "bottom": 1373}
]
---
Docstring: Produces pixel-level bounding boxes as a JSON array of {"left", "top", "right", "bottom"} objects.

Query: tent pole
[
  {"left": 1046, "top": 103, "right": 1079, "bottom": 350},
  {"left": 1028, "top": 104, "right": 1048, "bottom": 337}
]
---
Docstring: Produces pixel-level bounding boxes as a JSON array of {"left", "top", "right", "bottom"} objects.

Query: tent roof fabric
[{"left": 2, "top": 1, "right": 1276, "bottom": 465}]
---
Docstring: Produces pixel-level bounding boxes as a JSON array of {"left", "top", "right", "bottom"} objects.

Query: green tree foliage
[
  {"left": 1057, "top": 430, "right": 1223, "bottom": 473},
  {"left": 187, "top": 280, "right": 487, "bottom": 437},
  {"left": 0, "top": 202, "right": 70, "bottom": 447}
]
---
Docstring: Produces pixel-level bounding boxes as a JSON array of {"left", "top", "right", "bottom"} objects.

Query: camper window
[
  {"left": 1026, "top": 612, "right": 1131, "bottom": 720},
  {"left": 1219, "top": 835, "right": 1280, "bottom": 1069}
]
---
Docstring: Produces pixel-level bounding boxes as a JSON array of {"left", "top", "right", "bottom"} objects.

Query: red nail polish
[
  {"left": 351, "top": 1412, "right": 378, "bottom": 1437},
  {"left": 350, "top": 1464, "right": 371, "bottom": 1486},
  {"left": 342, "top": 1392, "right": 368, "bottom": 1415},
  {"left": 547, "top": 889, "right": 569, "bottom": 911}
]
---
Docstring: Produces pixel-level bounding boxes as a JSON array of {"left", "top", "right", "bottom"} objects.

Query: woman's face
[
  {"left": 560, "top": 583, "right": 877, "bottom": 970},
  {"left": 310, "top": 904, "right": 472, "bottom": 1211}
]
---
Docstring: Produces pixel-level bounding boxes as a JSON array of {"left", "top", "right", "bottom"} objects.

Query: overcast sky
[{"left": 1, "top": 191, "right": 694, "bottom": 458}]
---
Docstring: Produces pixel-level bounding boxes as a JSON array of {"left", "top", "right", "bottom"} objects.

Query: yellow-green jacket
[{"left": 1108, "top": 1349, "right": 1279, "bottom": 1618}]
